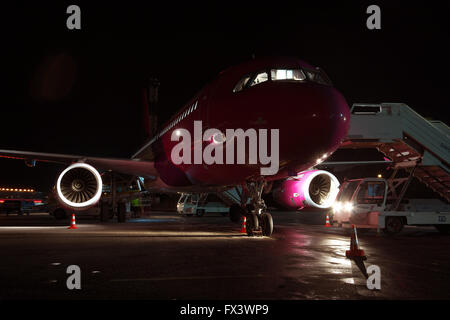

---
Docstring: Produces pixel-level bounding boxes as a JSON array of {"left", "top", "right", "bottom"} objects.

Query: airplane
[{"left": 0, "top": 56, "right": 350, "bottom": 237}]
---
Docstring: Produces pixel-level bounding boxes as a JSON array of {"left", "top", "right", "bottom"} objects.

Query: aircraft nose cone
[
  {"left": 325, "top": 87, "right": 351, "bottom": 149},
  {"left": 277, "top": 84, "right": 350, "bottom": 172},
  {"left": 290, "top": 85, "right": 350, "bottom": 145},
  {"left": 306, "top": 87, "right": 350, "bottom": 159}
]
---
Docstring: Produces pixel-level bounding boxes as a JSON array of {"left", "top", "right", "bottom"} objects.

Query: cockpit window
[
  {"left": 270, "top": 69, "right": 306, "bottom": 81},
  {"left": 232, "top": 66, "right": 331, "bottom": 93},
  {"left": 232, "top": 75, "right": 251, "bottom": 92},
  {"left": 303, "top": 69, "right": 330, "bottom": 85},
  {"left": 249, "top": 71, "right": 268, "bottom": 87}
]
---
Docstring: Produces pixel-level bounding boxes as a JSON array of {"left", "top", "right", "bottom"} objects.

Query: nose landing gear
[
  {"left": 244, "top": 180, "right": 274, "bottom": 237},
  {"left": 260, "top": 212, "right": 274, "bottom": 236},
  {"left": 246, "top": 211, "right": 273, "bottom": 237}
]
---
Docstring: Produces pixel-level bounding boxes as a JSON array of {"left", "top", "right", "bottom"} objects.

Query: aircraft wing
[
  {"left": 319, "top": 160, "right": 392, "bottom": 166},
  {"left": 316, "top": 160, "right": 393, "bottom": 172},
  {"left": 0, "top": 149, "right": 159, "bottom": 179}
]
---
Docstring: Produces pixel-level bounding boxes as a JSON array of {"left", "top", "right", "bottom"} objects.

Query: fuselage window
[{"left": 270, "top": 69, "right": 306, "bottom": 81}]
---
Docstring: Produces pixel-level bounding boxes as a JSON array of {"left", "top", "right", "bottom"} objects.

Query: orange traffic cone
[
  {"left": 325, "top": 213, "right": 331, "bottom": 227},
  {"left": 241, "top": 216, "right": 247, "bottom": 233},
  {"left": 68, "top": 213, "right": 78, "bottom": 229},
  {"left": 345, "top": 225, "right": 365, "bottom": 258}
]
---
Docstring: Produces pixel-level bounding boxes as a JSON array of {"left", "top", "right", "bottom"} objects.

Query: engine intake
[
  {"left": 56, "top": 163, "right": 103, "bottom": 210},
  {"left": 273, "top": 170, "right": 340, "bottom": 210},
  {"left": 308, "top": 173, "right": 334, "bottom": 206}
]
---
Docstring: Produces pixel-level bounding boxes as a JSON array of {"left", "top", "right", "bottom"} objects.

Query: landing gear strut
[{"left": 244, "top": 180, "right": 274, "bottom": 237}]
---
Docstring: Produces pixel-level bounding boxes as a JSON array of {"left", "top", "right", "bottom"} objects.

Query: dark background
[{"left": 0, "top": 1, "right": 448, "bottom": 192}]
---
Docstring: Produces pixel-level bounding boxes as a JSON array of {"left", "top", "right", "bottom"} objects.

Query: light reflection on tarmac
[{"left": 0, "top": 210, "right": 449, "bottom": 299}]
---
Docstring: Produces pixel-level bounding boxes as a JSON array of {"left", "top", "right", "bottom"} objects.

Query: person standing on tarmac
[{"left": 131, "top": 195, "right": 144, "bottom": 218}]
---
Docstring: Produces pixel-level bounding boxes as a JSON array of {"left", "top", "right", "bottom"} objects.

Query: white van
[{"left": 176, "top": 193, "right": 229, "bottom": 217}]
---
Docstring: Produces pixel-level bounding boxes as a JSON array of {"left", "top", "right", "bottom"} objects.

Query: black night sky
[{"left": 0, "top": 1, "right": 448, "bottom": 192}]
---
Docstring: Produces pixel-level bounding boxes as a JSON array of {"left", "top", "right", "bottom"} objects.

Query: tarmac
[{"left": 0, "top": 210, "right": 449, "bottom": 300}]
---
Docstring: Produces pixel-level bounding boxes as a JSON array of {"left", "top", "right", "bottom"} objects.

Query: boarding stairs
[{"left": 340, "top": 103, "right": 450, "bottom": 202}]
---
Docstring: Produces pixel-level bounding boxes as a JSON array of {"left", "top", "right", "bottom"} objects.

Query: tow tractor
[{"left": 332, "top": 177, "right": 450, "bottom": 234}]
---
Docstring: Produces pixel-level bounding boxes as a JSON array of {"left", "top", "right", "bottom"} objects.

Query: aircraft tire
[
  {"left": 261, "top": 212, "right": 273, "bottom": 237},
  {"left": 246, "top": 214, "right": 259, "bottom": 236}
]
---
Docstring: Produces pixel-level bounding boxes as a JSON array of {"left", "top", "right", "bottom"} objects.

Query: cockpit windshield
[
  {"left": 232, "top": 67, "right": 331, "bottom": 92},
  {"left": 249, "top": 71, "right": 268, "bottom": 87},
  {"left": 303, "top": 68, "right": 330, "bottom": 85},
  {"left": 232, "top": 75, "right": 251, "bottom": 92},
  {"left": 270, "top": 69, "right": 306, "bottom": 81}
]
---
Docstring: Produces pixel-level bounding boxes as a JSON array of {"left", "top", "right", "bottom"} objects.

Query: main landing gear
[{"left": 230, "top": 180, "right": 274, "bottom": 237}]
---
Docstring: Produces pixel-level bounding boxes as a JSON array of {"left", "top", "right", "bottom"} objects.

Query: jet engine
[
  {"left": 56, "top": 162, "right": 103, "bottom": 210},
  {"left": 272, "top": 170, "right": 340, "bottom": 210}
]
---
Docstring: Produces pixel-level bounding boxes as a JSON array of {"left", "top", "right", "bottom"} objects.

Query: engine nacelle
[
  {"left": 273, "top": 170, "right": 340, "bottom": 210},
  {"left": 56, "top": 163, "right": 103, "bottom": 210}
]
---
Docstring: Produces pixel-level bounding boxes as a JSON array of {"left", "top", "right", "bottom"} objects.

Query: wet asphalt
[{"left": 0, "top": 211, "right": 449, "bottom": 300}]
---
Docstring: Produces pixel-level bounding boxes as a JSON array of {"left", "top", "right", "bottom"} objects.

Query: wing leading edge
[{"left": 0, "top": 149, "right": 158, "bottom": 179}]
